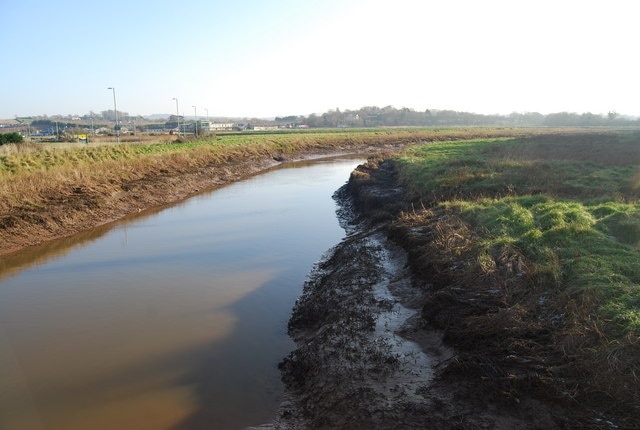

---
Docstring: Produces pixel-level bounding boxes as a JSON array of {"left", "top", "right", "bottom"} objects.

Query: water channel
[{"left": 0, "top": 156, "right": 364, "bottom": 430}]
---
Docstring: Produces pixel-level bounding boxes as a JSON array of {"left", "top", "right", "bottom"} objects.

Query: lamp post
[
  {"left": 107, "top": 87, "right": 119, "bottom": 143},
  {"left": 172, "top": 97, "right": 180, "bottom": 137},
  {"left": 192, "top": 105, "right": 197, "bottom": 137}
]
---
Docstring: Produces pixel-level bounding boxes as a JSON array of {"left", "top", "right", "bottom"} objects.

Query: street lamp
[
  {"left": 107, "top": 87, "right": 119, "bottom": 143},
  {"left": 192, "top": 105, "right": 197, "bottom": 137},
  {"left": 172, "top": 97, "right": 180, "bottom": 137}
]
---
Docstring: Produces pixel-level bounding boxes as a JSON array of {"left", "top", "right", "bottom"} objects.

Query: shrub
[{"left": 0, "top": 132, "right": 23, "bottom": 145}]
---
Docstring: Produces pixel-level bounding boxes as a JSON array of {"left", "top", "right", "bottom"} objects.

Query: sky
[{"left": 1, "top": 0, "right": 638, "bottom": 119}]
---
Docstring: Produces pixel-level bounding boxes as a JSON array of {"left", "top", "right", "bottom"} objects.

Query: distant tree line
[
  {"left": 93, "top": 110, "right": 131, "bottom": 122},
  {"left": 277, "top": 106, "right": 640, "bottom": 128},
  {"left": 30, "top": 119, "right": 77, "bottom": 129}
]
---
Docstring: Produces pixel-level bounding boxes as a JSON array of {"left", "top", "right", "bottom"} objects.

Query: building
[{"left": 199, "top": 121, "right": 235, "bottom": 131}]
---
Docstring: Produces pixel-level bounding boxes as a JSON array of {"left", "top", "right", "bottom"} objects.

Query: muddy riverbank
[{"left": 267, "top": 161, "right": 569, "bottom": 429}]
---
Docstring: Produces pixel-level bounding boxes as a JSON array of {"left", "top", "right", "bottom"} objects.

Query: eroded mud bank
[
  {"left": 266, "top": 160, "right": 568, "bottom": 429},
  {"left": 277, "top": 226, "right": 451, "bottom": 428}
]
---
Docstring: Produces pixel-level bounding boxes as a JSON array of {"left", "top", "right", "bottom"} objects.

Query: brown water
[{"left": 0, "top": 157, "right": 363, "bottom": 430}]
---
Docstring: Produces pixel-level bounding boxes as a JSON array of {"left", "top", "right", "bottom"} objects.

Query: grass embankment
[
  {"left": 0, "top": 127, "right": 530, "bottom": 254},
  {"left": 390, "top": 132, "right": 640, "bottom": 425}
]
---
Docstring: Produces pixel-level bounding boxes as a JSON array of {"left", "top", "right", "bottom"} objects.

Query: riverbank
[
  {"left": 271, "top": 162, "right": 566, "bottom": 429},
  {"left": 0, "top": 144, "right": 387, "bottom": 255},
  {"left": 271, "top": 132, "right": 639, "bottom": 429}
]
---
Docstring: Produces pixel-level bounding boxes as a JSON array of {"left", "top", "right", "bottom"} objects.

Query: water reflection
[
  {"left": 0, "top": 206, "right": 169, "bottom": 284},
  {"left": 0, "top": 157, "right": 363, "bottom": 430}
]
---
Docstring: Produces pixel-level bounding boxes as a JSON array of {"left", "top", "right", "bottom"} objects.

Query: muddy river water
[{"left": 0, "top": 157, "right": 364, "bottom": 430}]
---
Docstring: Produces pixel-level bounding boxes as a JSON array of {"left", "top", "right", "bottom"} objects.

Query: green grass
[
  {"left": 395, "top": 132, "right": 640, "bottom": 336},
  {"left": 446, "top": 196, "right": 640, "bottom": 334}
]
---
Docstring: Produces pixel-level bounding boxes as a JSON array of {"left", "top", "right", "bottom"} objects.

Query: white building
[{"left": 199, "top": 121, "right": 235, "bottom": 131}]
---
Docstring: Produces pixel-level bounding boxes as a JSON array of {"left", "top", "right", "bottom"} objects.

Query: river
[{"left": 0, "top": 156, "right": 364, "bottom": 430}]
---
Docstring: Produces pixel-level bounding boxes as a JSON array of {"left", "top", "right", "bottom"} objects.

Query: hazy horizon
[
  {"left": 2, "top": 0, "right": 638, "bottom": 119},
  {"left": 3, "top": 106, "right": 639, "bottom": 123}
]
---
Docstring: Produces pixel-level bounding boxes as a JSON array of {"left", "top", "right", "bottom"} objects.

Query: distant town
[
  {"left": 0, "top": 111, "right": 303, "bottom": 142},
  {"left": 1, "top": 106, "right": 639, "bottom": 141}
]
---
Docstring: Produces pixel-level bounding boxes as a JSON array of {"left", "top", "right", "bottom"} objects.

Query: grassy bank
[{"left": 389, "top": 131, "right": 640, "bottom": 426}]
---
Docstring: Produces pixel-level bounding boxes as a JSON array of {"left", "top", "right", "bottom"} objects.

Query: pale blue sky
[{"left": 1, "top": 0, "right": 638, "bottom": 119}]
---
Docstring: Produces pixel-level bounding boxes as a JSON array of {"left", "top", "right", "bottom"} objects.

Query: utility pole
[
  {"left": 192, "top": 105, "right": 197, "bottom": 137},
  {"left": 173, "top": 97, "right": 180, "bottom": 137},
  {"left": 107, "top": 87, "right": 119, "bottom": 143}
]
